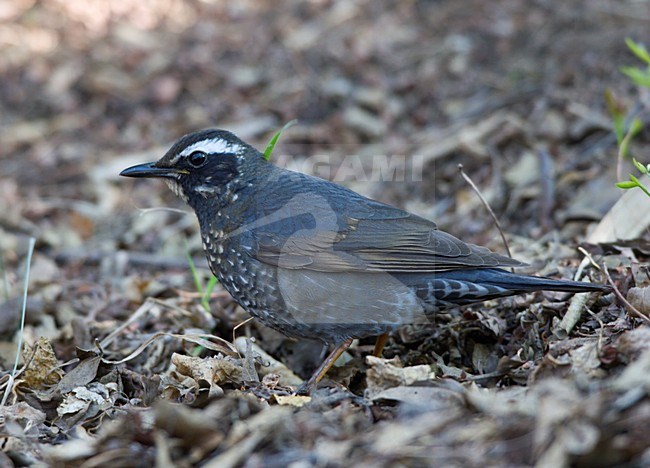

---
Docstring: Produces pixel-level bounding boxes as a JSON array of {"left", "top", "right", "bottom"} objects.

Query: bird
[{"left": 120, "top": 128, "right": 609, "bottom": 393}]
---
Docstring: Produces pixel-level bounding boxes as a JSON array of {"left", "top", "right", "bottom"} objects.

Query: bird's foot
[
  {"left": 294, "top": 381, "right": 315, "bottom": 395},
  {"left": 294, "top": 338, "right": 354, "bottom": 395}
]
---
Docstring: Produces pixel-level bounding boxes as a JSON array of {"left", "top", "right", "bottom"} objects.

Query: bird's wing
[{"left": 247, "top": 194, "right": 524, "bottom": 273}]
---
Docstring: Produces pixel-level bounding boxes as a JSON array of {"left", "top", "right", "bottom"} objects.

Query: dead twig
[
  {"left": 233, "top": 317, "right": 254, "bottom": 358},
  {"left": 578, "top": 246, "right": 650, "bottom": 325},
  {"left": 101, "top": 332, "right": 238, "bottom": 365},
  {"left": 99, "top": 298, "right": 157, "bottom": 349},
  {"left": 177, "top": 289, "right": 233, "bottom": 300},
  {"left": 586, "top": 307, "right": 606, "bottom": 355},
  {"left": 458, "top": 164, "right": 513, "bottom": 271}
]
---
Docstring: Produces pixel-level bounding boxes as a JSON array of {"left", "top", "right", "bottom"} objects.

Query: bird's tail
[
  {"left": 441, "top": 268, "right": 610, "bottom": 294},
  {"left": 406, "top": 268, "right": 610, "bottom": 308}
]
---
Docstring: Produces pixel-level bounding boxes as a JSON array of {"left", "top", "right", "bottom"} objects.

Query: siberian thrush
[{"left": 121, "top": 129, "right": 607, "bottom": 393}]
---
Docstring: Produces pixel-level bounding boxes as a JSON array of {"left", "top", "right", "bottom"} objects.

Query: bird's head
[{"left": 120, "top": 129, "right": 266, "bottom": 209}]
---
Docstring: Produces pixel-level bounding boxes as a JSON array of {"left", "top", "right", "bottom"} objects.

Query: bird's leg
[
  {"left": 296, "top": 338, "right": 354, "bottom": 394},
  {"left": 372, "top": 333, "right": 389, "bottom": 357}
]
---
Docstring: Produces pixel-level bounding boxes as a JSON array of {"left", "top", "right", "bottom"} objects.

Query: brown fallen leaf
[
  {"left": 588, "top": 189, "right": 650, "bottom": 243},
  {"left": 273, "top": 394, "right": 311, "bottom": 407},
  {"left": 22, "top": 337, "right": 62, "bottom": 389},
  {"left": 365, "top": 355, "right": 435, "bottom": 398},
  {"left": 627, "top": 287, "right": 650, "bottom": 316}
]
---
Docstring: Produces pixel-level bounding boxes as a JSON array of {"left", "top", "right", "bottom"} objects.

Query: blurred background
[{"left": 2, "top": 0, "right": 648, "bottom": 262}]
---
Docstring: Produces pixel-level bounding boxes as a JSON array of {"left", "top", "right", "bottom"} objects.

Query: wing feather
[
  {"left": 242, "top": 168, "right": 523, "bottom": 273},
  {"left": 249, "top": 203, "right": 523, "bottom": 273}
]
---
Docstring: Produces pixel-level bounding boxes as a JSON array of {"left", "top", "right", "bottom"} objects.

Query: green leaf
[
  {"left": 263, "top": 119, "right": 297, "bottom": 161},
  {"left": 629, "top": 174, "right": 650, "bottom": 198},
  {"left": 619, "top": 118, "right": 644, "bottom": 159},
  {"left": 616, "top": 180, "right": 638, "bottom": 189},
  {"left": 201, "top": 275, "right": 219, "bottom": 312},
  {"left": 604, "top": 88, "right": 623, "bottom": 117},
  {"left": 629, "top": 117, "right": 644, "bottom": 137},
  {"left": 185, "top": 245, "right": 204, "bottom": 296},
  {"left": 612, "top": 115, "right": 625, "bottom": 145},
  {"left": 626, "top": 38, "right": 650, "bottom": 65},
  {"left": 604, "top": 89, "right": 626, "bottom": 143},
  {"left": 633, "top": 158, "right": 648, "bottom": 174},
  {"left": 621, "top": 66, "right": 650, "bottom": 88}
]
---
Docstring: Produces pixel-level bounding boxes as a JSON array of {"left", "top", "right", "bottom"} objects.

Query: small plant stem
[
  {"left": 458, "top": 164, "right": 513, "bottom": 271},
  {"left": 1, "top": 237, "right": 35, "bottom": 406}
]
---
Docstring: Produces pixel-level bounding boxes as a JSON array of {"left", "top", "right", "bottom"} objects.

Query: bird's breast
[{"left": 200, "top": 226, "right": 279, "bottom": 313}]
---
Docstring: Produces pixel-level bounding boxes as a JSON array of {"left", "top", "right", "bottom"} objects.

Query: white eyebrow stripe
[{"left": 179, "top": 138, "right": 242, "bottom": 157}]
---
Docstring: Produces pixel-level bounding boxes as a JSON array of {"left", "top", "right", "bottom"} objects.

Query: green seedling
[
  {"left": 185, "top": 244, "right": 218, "bottom": 313},
  {"left": 621, "top": 37, "right": 650, "bottom": 87},
  {"left": 611, "top": 38, "right": 649, "bottom": 193},
  {"left": 617, "top": 158, "right": 650, "bottom": 198},
  {"left": 263, "top": 119, "right": 297, "bottom": 161}
]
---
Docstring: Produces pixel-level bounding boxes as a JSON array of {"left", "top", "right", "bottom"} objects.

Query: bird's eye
[{"left": 188, "top": 151, "right": 207, "bottom": 168}]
